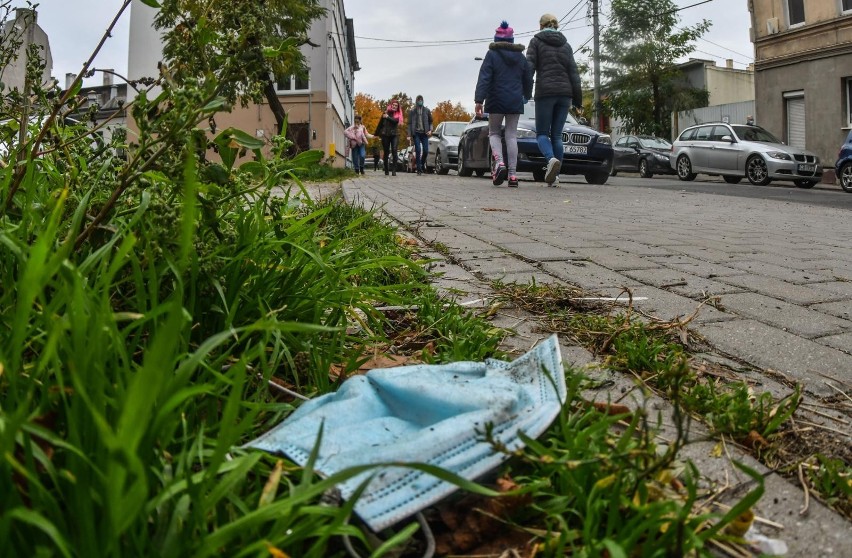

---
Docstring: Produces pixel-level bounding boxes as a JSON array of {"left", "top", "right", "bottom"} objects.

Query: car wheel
[
  {"left": 746, "top": 155, "right": 771, "bottom": 186},
  {"left": 532, "top": 169, "right": 546, "bottom": 182},
  {"left": 475, "top": 169, "right": 486, "bottom": 177},
  {"left": 436, "top": 151, "right": 449, "bottom": 175},
  {"left": 457, "top": 148, "right": 473, "bottom": 177},
  {"left": 794, "top": 179, "right": 817, "bottom": 189},
  {"left": 676, "top": 155, "right": 696, "bottom": 181},
  {"left": 723, "top": 176, "right": 742, "bottom": 184},
  {"left": 585, "top": 172, "right": 609, "bottom": 185},
  {"left": 638, "top": 158, "right": 653, "bottom": 178},
  {"left": 840, "top": 162, "right": 852, "bottom": 193},
  {"left": 610, "top": 167, "right": 618, "bottom": 176}
]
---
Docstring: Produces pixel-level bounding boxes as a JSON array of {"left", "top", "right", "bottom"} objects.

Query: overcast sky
[{"left": 15, "top": 0, "right": 754, "bottom": 111}]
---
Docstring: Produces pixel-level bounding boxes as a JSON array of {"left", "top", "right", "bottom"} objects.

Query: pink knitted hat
[{"left": 494, "top": 21, "right": 514, "bottom": 42}]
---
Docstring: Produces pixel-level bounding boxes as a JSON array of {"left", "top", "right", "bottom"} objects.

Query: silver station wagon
[{"left": 670, "top": 122, "right": 822, "bottom": 188}]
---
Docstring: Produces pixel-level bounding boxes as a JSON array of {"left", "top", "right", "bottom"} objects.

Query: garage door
[{"left": 786, "top": 95, "right": 806, "bottom": 149}]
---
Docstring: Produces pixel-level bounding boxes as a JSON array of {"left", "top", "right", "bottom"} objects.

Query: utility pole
[{"left": 592, "top": 0, "right": 601, "bottom": 131}]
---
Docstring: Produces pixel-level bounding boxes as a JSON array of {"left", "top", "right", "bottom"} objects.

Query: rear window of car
[
  {"left": 679, "top": 128, "right": 697, "bottom": 141},
  {"left": 694, "top": 126, "right": 714, "bottom": 140}
]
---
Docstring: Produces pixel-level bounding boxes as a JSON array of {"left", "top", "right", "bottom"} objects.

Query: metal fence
[{"left": 673, "top": 101, "right": 755, "bottom": 138}]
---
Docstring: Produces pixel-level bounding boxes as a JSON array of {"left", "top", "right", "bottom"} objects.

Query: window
[
  {"left": 843, "top": 0, "right": 852, "bottom": 14},
  {"left": 846, "top": 78, "right": 852, "bottom": 128},
  {"left": 679, "top": 128, "right": 697, "bottom": 141},
  {"left": 276, "top": 73, "right": 310, "bottom": 93},
  {"left": 695, "top": 126, "right": 713, "bottom": 140},
  {"left": 710, "top": 126, "right": 731, "bottom": 141},
  {"left": 615, "top": 137, "right": 628, "bottom": 147},
  {"left": 787, "top": 0, "right": 805, "bottom": 26}
]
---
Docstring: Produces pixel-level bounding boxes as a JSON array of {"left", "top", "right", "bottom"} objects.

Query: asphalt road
[{"left": 448, "top": 169, "right": 852, "bottom": 210}]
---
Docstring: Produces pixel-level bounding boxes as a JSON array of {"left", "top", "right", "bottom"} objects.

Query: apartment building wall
[{"left": 749, "top": 0, "right": 852, "bottom": 166}]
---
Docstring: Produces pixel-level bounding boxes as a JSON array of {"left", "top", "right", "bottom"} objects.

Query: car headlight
[
  {"left": 766, "top": 151, "right": 791, "bottom": 160},
  {"left": 516, "top": 127, "right": 536, "bottom": 139},
  {"left": 596, "top": 135, "right": 612, "bottom": 145},
  {"left": 654, "top": 153, "right": 669, "bottom": 161},
  {"left": 447, "top": 146, "right": 458, "bottom": 153}
]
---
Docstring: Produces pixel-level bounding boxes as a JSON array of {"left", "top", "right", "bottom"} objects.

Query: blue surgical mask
[
  {"left": 246, "top": 334, "right": 567, "bottom": 531},
  {"left": 417, "top": 100, "right": 423, "bottom": 107}
]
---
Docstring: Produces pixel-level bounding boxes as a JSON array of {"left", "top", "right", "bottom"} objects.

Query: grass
[{"left": 492, "top": 280, "right": 852, "bottom": 522}]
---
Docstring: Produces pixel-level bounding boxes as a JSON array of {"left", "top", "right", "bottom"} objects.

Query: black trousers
[{"left": 381, "top": 135, "right": 399, "bottom": 172}]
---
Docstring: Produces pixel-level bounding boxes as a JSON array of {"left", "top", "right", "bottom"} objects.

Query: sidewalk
[{"left": 343, "top": 172, "right": 852, "bottom": 556}]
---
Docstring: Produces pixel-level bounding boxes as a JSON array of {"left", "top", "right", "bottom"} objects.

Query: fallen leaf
[{"left": 710, "top": 441, "right": 724, "bottom": 458}]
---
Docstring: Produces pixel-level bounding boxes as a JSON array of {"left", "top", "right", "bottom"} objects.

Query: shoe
[
  {"left": 547, "top": 176, "right": 561, "bottom": 187},
  {"left": 544, "top": 157, "right": 561, "bottom": 184},
  {"left": 508, "top": 175, "right": 518, "bottom": 187},
  {"left": 360, "top": 169, "right": 365, "bottom": 175},
  {"left": 392, "top": 170, "right": 397, "bottom": 176},
  {"left": 385, "top": 170, "right": 389, "bottom": 176},
  {"left": 492, "top": 162, "right": 507, "bottom": 186},
  {"left": 417, "top": 169, "right": 422, "bottom": 176}
]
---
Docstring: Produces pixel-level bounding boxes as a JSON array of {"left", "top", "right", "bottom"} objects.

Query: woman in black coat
[{"left": 474, "top": 21, "right": 533, "bottom": 187}]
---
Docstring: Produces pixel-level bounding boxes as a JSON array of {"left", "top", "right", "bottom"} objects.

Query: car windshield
[
  {"left": 731, "top": 125, "right": 781, "bottom": 143},
  {"left": 522, "top": 101, "right": 578, "bottom": 124},
  {"left": 442, "top": 122, "right": 466, "bottom": 136},
  {"left": 639, "top": 137, "right": 671, "bottom": 149}
]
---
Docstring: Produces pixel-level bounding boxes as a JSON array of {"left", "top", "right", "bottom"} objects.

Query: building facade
[
  {"left": 749, "top": 0, "right": 852, "bottom": 166},
  {"left": 0, "top": 8, "right": 53, "bottom": 93},
  {"left": 127, "top": 0, "right": 358, "bottom": 165}
]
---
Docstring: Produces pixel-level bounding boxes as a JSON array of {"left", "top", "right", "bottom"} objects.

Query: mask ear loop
[{"left": 342, "top": 512, "right": 435, "bottom": 558}]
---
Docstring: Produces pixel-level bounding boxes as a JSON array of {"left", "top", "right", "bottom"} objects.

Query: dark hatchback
[
  {"left": 457, "top": 102, "right": 613, "bottom": 184},
  {"left": 836, "top": 129, "right": 852, "bottom": 192},
  {"left": 611, "top": 135, "right": 674, "bottom": 178}
]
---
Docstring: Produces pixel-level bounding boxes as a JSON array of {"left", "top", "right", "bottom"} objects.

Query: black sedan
[
  {"left": 457, "top": 103, "right": 613, "bottom": 184},
  {"left": 611, "top": 135, "right": 674, "bottom": 178}
]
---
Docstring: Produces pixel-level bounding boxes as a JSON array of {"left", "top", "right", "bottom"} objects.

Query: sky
[{"left": 12, "top": 0, "right": 754, "bottom": 111}]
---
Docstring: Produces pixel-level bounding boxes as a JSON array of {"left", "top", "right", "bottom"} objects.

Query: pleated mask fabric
[{"left": 246, "top": 334, "right": 566, "bottom": 532}]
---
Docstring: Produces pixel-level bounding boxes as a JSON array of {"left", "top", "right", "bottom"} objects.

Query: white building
[
  {"left": 0, "top": 8, "right": 53, "bottom": 92},
  {"left": 127, "top": 0, "right": 359, "bottom": 163}
]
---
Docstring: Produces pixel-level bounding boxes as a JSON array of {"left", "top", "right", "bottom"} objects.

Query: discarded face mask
[{"left": 247, "top": 334, "right": 566, "bottom": 532}]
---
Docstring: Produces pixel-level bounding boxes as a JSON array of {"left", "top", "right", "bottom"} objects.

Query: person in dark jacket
[
  {"left": 408, "top": 95, "right": 433, "bottom": 175},
  {"left": 374, "top": 99, "right": 403, "bottom": 176},
  {"left": 526, "top": 13, "right": 583, "bottom": 186},
  {"left": 475, "top": 20, "right": 534, "bottom": 187}
]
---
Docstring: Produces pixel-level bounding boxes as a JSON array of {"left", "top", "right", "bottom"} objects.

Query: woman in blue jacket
[{"left": 474, "top": 21, "right": 533, "bottom": 187}]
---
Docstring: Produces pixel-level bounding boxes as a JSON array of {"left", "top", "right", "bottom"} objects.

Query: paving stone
[
  {"left": 578, "top": 247, "right": 661, "bottom": 271},
  {"left": 595, "top": 286, "right": 735, "bottom": 324},
  {"left": 599, "top": 239, "right": 675, "bottom": 257},
  {"left": 719, "top": 274, "right": 846, "bottom": 305},
  {"left": 809, "top": 300, "right": 852, "bottom": 320},
  {"left": 622, "top": 268, "right": 746, "bottom": 298},
  {"left": 499, "top": 241, "right": 580, "bottom": 261},
  {"left": 726, "top": 260, "right": 835, "bottom": 285},
  {"left": 814, "top": 331, "right": 852, "bottom": 354},
  {"left": 697, "top": 319, "right": 848, "bottom": 396},
  {"left": 462, "top": 256, "right": 541, "bottom": 276},
  {"left": 809, "top": 280, "right": 852, "bottom": 299},
  {"left": 541, "top": 260, "right": 644, "bottom": 291},
  {"left": 717, "top": 292, "right": 852, "bottom": 338},
  {"left": 649, "top": 254, "right": 748, "bottom": 278}
]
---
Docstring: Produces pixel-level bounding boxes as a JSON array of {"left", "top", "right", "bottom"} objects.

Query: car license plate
[
  {"left": 564, "top": 145, "right": 587, "bottom": 154},
  {"left": 798, "top": 164, "right": 815, "bottom": 173}
]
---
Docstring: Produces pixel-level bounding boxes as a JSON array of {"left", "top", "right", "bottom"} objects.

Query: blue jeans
[
  {"left": 534, "top": 95, "right": 572, "bottom": 161},
  {"left": 351, "top": 143, "right": 366, "bottom": 171},
  {"left": 413, "top": 132, "right": 429, "bottom": 172}
]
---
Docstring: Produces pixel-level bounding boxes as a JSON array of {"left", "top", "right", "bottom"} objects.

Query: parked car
[
  {"left": 670, "top": 122, "right": 822, "bottom": 188},
  {"left": 457, "top": 101, "right": 613, "bottom": 184},
  {"left": 425, "top": 121, "right": 466, "bottom": 174},
  {"left": 836, "top": 129, "right": 852, "bottom": 192},
  {"left": 611, "top": 135, "right": 673, "bottom": 178}
]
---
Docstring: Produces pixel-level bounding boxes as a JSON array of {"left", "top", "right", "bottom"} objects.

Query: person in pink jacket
[{"left": 344, "top": 114, "right": 374, "bottom": 174}]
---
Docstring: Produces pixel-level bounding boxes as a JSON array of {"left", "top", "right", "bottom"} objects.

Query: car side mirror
[
  {"left": 721, "top": 135, "right": 734, "bottom": 143},
  {"left": 632, "top": 146, "right": 640, "bottom": 152}
]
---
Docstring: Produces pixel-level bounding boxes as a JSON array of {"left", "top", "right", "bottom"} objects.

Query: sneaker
[
  {"left": 544, "top": 157, "right": 561, "bottom": 184},
  {"left": 548, "top": 175, "right": 561, "bottom": 187},
  {"left": 492, "top": 162, "right": 508, "bottom": 186},
  {"left": 508, "top": 175, "right": 518, "bottom": 187}
]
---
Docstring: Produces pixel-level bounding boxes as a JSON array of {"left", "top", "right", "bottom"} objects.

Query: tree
[
  {"left": 431, "top": 100, "right": 473, "bottom": 127},
  {"left": 154, "top": 0, "right": 325, "bottom": 134},
  {"left": 600, "top": 0, "right": 710, "bottom": 139},
  {"left": 354, "top": 92, "right": 383, "bottom": 139}
]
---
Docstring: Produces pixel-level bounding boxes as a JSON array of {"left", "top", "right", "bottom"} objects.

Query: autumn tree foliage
[{"left": 431, "top": 101, "right": 473, "bottom": 127}]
